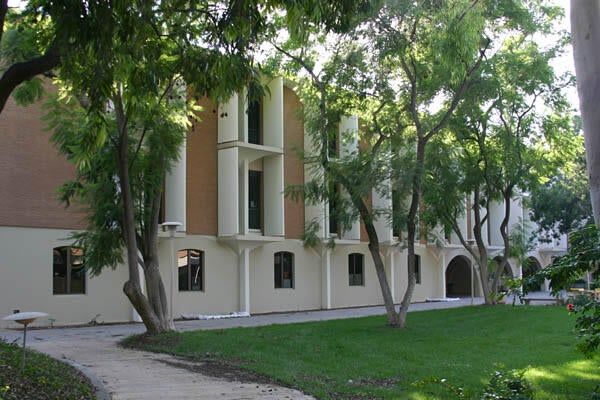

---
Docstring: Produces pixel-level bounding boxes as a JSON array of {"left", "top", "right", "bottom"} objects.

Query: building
[{"left": 0, "top": 78, "right": 567, "bottom": 328}]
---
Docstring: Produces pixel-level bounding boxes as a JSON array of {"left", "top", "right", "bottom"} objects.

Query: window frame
[
  {"left": 248, "top": 170, "right": 262, "bottom": 231},
  {"left": 178, "top": 249, "right": 205, "bottom": 292},
  {"left": 348, "top": 253, "right": 364, "bottom": 286},
  {"left": 52, "top": 246, "right": 86, "bottom": 295},
  {"left": 274, "top": 251, "right": 294, "bottom": 289}
]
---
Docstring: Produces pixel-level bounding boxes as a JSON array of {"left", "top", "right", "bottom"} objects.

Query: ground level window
[
  {"left": 415, "top": 254, "right": 421, "bottom": 284},
  {"left": 53, "top": 247, "right": 86, "bottom": 295},
  {"left": 274, "top": 251, "right": 294, "bottom": 288},
  {"left": 348, "top": 253, "right": 364, "bottom": 286},
  {"left": 178, "top": 249, "right": 204, "bottom": 291}
]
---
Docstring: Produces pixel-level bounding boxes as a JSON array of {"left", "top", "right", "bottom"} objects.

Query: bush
[{"left": 482, "top": 368, "right": 534, "bottom": 400}]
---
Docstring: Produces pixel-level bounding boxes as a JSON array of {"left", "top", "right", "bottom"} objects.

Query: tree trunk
[
  {"left": 572, "top": 1, "right": 600, "bottom": 226},
  {"left": 353, "top": 197, "right": 399, "bottom": 326},
  {"left": 472, "top": 187, "right": 493, "bottom": 304},
  {"left": 114, "top": 93, "right": 171, "bottom": 335},
  {"left": 398, "top": 138, "right": 425, "bottom": 328}
]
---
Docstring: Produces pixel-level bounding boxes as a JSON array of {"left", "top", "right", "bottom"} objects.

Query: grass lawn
[
  {"left": 0, "top": 339, "right": 96, "bottom": 400},
  {"left": 126, "top": 305, "right": 600, "bottom": 399}
]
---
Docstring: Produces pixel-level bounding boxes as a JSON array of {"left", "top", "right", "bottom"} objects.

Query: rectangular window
[
  {"left": 178, "top": 249, "right": 204, "bottom": 291},
  {"left": 53, "top": 247, "right": 86, "bottom": 295},
  {"left": 415, "top": 254, "right": 421, "bottom": 284},
  {"left": 274, "top": 251, "right": 294, "bottom": 289},
  {"left": 249, "top": 170, "right": 261, "bottom": 230},
  {"left": 329, "top": 182, "right": 339, "bottom": 236},
  {"left": 348, "top": 253, "right": 364, "bottom": 286},
  {"left": 248, "top": 100, "right": 261, "bottom": 144}
]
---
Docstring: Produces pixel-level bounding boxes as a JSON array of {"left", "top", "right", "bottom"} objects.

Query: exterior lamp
[
  {"left": 3, "top": 311, "right": 48, "bottom": 373},
  {"left": 162, "top": 221, "right": 181, "bottom": 328}
]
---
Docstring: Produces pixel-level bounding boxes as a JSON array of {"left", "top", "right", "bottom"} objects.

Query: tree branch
[{"left": 0, "top": 41, "right": 60, "bottom": 113}]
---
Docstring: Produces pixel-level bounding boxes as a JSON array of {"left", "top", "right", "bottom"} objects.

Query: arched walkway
[
  {"left": 446, "top": 256, "right": 472, "bottom": 297},
  {"left": 523, "top": 257, "right": 543, "bottom": 292}
]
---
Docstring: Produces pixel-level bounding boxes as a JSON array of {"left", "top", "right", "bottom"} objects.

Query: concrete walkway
[{"left": 0, "top": 296, "right": 514, "bottom": 400}]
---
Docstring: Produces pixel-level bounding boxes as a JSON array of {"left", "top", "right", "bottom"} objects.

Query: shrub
[{"left": 482, "top": 368, "right": 534, "bottom": 400}]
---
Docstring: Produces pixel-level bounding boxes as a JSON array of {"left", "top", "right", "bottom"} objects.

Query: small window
[
  {"left": 329, "top": 182, "right": 339, "bottom": 236},
  {"left": 248, "top": 100, "right": 261, "bottom": 144},
  {"left": 415, "top": 254, "right": 421, "bottom": 284},
  {"left": 348, "top": 253, "right": 364, "bottom": 286},
  {"left": 178, "top": 249, "right": 204, "bottom": 291},
  {"left": 53, "top": 247, "right": 86, "bottom": 295},
  {"left": 274, "top": 251, "right": 294, "bottom": 288},
  {"left": 249, "top": 170, "right": 262, "bottom": 230}
]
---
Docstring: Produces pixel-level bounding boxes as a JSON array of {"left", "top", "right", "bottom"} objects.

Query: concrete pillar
[
  {"left": 264, "top": 155, "right": 284, "bottom": 236},
  {"left": 373, "top": 179, "right": 393, "bottom": 243},
  {"left": 441, "top": 253, "right": 447, "bottom": 298},
  {"left": 321, "top": 248, "right": 332, "bottom": 309},
  {"left": 218, "top": 147, "right": 239, "bottom": 236},
  {"left": 239, "top": 247, "right": 250, "bottom": 314},
  {"left": 217, "top": 94, "right": 239, "bottom": 143},
  {"left": 240, "top": 159, "right": 249, "bottom": 234},
  {"left": 339, "top": 116, "right": 360, "bottom": 240},
  {"left": 385, "top": 248, "right": 396, "bottom": 303},
  {"left": 263, "top": 77, "right": 284, "bottom": 148},
  {"left": 165, "top": 138, "right": 186, "bottom": 231}
]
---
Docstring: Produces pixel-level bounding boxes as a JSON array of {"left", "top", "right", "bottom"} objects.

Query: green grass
[
  {"left": 127, "top": 306, "right": 600, "bottom": 399},
  {"left": 0, "top": 339, "right": 96, "bottom": 400}
]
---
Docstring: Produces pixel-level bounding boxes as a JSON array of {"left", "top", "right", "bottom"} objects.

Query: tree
[
  {"left": 571, "top": 1, "right": 600, "bottom": 226},
  {"left": 275, "top": 0, "right": 504, "bottom": 327},
  {"left": 43, "top": 0, "right": 268, "bottom": 335},
  {"left": 529, "top": 146, "right": 592, "bottom": 241},
  {"left": 425, "top": 8, "right": 574, "bottom": 304}
]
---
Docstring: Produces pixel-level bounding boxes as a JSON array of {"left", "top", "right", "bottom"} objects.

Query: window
[
  {"left": 249, "top": 170, "right": 262, "bottom": 230},
  {"left": 414, "top": 254, "right": 421, "bottom": 284},
  {"left": 178, "top": 249, "right": 204, "bottom": 291},
  {"left": 274, "top": 251, "right": 294, "bottom": 289},
  {"left": 328, "top": 132, "right": 338, "bottom": 159},
  {"left": 248, "top": 100, "right": 261, "bottom": 144},
  {"left": 53, "top": 247, "right": 86, "bottom": 295},
  {"left": 348, "top": 253, "right": 364, "bottom": 286},
  {"left": 329, "top": 182, "right": 339, "bottom": 236}
]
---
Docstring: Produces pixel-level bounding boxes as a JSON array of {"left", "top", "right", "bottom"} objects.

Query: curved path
[{"left": 0, "top": 297, "right": 506, "bottom": 400}]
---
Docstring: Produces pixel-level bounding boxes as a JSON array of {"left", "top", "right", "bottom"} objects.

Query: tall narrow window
[
  {"left": 178, "top": 249, "right": 204, "bottom": 291},
  {"left": 329, "top": 182, "right": 339, "bottom": 236},
  {"left": 274, "top": 251, "right": 294, "bottom": 289},
  {"left": 348, "top": 253, "right": 364, "bottom": 286},
  {"left": 327, "top": 132, "right": 338, "bottom": 159},
  {"left": 248, "top": 100, "right": 261, "bottom": 144},
  {"left": 53, "top": 247, "right": 86, "bottom": 295},
  {"left": 249, "top": 170, "right": 261, "bottom": 230},
  {"left": 415, "top": 254, "right": 421, "bottom": 284}
]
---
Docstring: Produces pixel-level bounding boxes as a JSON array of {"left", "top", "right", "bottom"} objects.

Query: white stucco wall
[
  {"left": 250, "top": 240, "right": 321, "bottom": 313},
  {"left": 0, "top": 227, "right": 131, "bottom": 328}
]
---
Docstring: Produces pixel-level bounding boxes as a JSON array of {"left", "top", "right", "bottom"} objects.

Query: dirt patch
[
  {"left": 120, "top": 331, "right": 182, "bottom": 349},
  {"left": 159, "top": 357, "right": 280, "bottom": 386}
]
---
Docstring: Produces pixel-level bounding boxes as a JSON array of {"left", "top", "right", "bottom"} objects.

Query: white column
[
  {"left": 321, "top": 248, "right": 332, "bottom": 309},
  {"left": 263, "top": 77, "right": 284, "bottom": 148},
  {"left": 217, "top": 94, "right": 239, "bottom": 143},
  {"left": 373, "top": 180, "right": 393, "bottom": 243},
  {"left": 165, "top": 138, "right": 186, "bottom": 231},
  {"left": 264, "top": 155, "right": 284, "bottom": 236},
  {"left": 218, "top": 148, "right": 239, "bottom": 236},
  {"left": 441, "top": 253, "right": 447, "bottom": 298},
  {"left": 340, "top": 116, "right": 360, "bottom": 240},
  {"left": 385, "top": 248, "right": 396, "bottom": 303},
  {"left": 240, "top": 159, "right": 249, "bottom": 234},
  {"left": 239, "top": 247, "right": 251, "bottom": 314}
]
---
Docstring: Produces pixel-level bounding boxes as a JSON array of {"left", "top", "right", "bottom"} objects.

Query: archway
[
  {"left": 523, "top": 257, "right": 543, "bottom": 292},
  {"left": 446, "top": 256, "right": 472, "bottom": 297}
]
